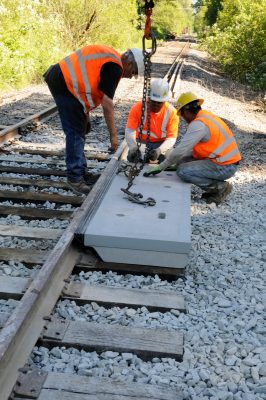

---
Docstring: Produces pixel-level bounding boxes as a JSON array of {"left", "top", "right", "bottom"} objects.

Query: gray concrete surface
[{"left": 84, "top": 166, "right": 191, "bottom": 268}]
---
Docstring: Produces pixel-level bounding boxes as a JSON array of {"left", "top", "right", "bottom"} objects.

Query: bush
[
  {"left": 0, "top": 0, "right": 67, "bottom": 89},
  {"left": 202, "top": 0, "right": 266, "bottom": 90}
]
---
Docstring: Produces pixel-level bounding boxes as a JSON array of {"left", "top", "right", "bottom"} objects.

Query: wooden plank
[
  {"left": 0, "top": 205, "right": 73, "bottom": 220},
  {"left": 0, "top": 190, "right": 83, "bottom": 205},
  {"left": 63, "top": 282, "right": 185, "bottom": 312},
  {"left": 0, "top": 276, "right": 30, "bottom": 299},
  {"left": 0, "top": 154, "right": 99, "bottom": 168},
  {"left": 35, "top": 372, "right": 182, "bottom": 400},
  {"left": 0, "top": 225, "right": 62, "bottom": 240},
  {"left": 76, "top": 253, "right": 185, "bottom": 278},
  {"left": 0, "top": 176, "right": 70, "bottom": 189},
  {"left": 11, "top": 142, "right": 109, "bottom": 160},
  {"left": 0, "top": 165, "right": 67, "bottom": 176},
  {"left": 0, "top": 248, "right": 47, "bottom": 264},
  {"left": 42, "top": 319, "right": 183, "bottom": 360}
]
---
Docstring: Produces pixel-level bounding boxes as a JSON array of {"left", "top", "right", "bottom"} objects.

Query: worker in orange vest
[
  {"left": 125, "top": 78, "right": 179, "bottom": 163},
  {"left": 144, "top": 92, "right": 241, "bottom": 205},
  {"left": 44, "top": 45, "right": 144, "bottom": 195}
]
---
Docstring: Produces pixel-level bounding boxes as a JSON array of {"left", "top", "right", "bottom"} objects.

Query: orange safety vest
[
  {"left": 59, "top": 45, "right": 122, "bottom": 112},
  {"left": 193, "top": 110, "right": 241, "bottom": 165},
  {"left": 126, "top": 101, "right": 179, "bottom": 142}
]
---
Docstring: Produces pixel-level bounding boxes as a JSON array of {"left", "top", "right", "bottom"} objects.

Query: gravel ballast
[{"left": 1, "top": 44, "right": 265, "bottom": 399}]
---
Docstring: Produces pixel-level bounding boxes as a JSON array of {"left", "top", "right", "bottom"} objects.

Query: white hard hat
[
  {"left": 150, "top": 78, "right": 169, "bottom": 102},
  {"left": 129, "top": 48, "right": 144, "bottom": 76}
]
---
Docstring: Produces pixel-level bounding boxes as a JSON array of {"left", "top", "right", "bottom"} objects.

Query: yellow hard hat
[{"left": 176, "top": 92, "right": 204, "bottom": 115}]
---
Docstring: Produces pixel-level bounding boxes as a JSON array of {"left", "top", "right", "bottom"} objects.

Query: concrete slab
[{"left": 84, "top": 166, "right": 191, "bottom": 268}]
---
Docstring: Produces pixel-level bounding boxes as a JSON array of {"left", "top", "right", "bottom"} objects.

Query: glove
[
  {"left": 147, "top": 148, "right": 161, "bottom": 162},
  {"left": 143, "top": 165, "right": 162, "bottom": 177},
  {"left": 127, "top": 148, "right": 141, "bottom": 163}
]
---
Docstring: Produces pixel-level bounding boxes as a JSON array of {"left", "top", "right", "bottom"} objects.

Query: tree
[{"left": 204, "top": 0, "right": 266, "bottom": 89}]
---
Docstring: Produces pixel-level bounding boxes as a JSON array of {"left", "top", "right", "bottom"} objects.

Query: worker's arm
[
  {"left": 158, "top": 137, "right": 176, "bottom": 154},
  {"left": 99, "top": 63, "right": 123, "bottom": 151},
  {"left": 159, "top": 121, "right": 210, "bottom": 170},
  {"left": 125, "top": 127, "right": 137, "bottom": 149},
  {"left": 154, "top": 106, "right": 178, "bottom": 157},
  {"left": 101, "top": 94, "right": 118, "bottom": 151},
  {"left": 144, "top": 121, "right": 209, "bottom": 177}
]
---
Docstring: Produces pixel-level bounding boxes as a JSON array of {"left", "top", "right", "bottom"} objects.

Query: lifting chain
[{"left": 120, "top": 0, "right": 157, "bottom": 207}]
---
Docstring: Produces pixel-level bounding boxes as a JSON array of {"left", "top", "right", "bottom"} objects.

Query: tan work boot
[
  {"left": 205, "top": 182, "right": 233, "bottom": 205},
  {"left": 67, "top": 179, "right": 91, "bottom": 195}
]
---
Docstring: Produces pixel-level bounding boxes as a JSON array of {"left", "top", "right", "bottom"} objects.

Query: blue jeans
[
  {"left": 176, "top": 158, "right": 238, "bottom": 189},
  {"left": 45, "top": 76, "right": 87, "bottom": 182}
]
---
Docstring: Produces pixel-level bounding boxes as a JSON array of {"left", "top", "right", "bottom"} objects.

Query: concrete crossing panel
[{"left": 84, "top": 167, "right": 191, "bottom": 268}]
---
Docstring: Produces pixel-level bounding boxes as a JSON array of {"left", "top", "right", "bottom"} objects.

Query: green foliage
[
  {"left": 152, "top": 0, "right": 194, "bottom": 36},
  {"left": 0, "top": 0, "right": 66, "bottom": 89},
  {"left": 195, "top": 0, "right": 266, "bottom": 90},
  {"left": 49, "top": 0, "right": 141, "bottom": 51},
  {"left": 0, "top": 0, "right": 194, "bottom": 90},
  {"left": 89, "top": 0, "right": 141, "bottom": 50}
]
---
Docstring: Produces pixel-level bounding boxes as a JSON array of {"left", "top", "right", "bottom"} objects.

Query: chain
[{"left": 120, "top": 1, "right": 156, "bottom": 206}]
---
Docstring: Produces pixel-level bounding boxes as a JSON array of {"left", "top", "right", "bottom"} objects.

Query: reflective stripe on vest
[
  {"left": 137, "top": 103, "right": 174, "bottom": 141},
  {"left": 161, "top": 104, "right": 174, "bottom": 138},
  {"left": 194, "top": 111, "right": 241, "bottom": 164},
  {"left": 60, "top": 46, "right": 122, "bottom": 111}
]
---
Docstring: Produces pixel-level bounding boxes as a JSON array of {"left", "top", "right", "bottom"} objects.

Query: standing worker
[
  {"left": 44, "top": 45, "right": 144, "bottom": 195},
  {"left": 125, "top": 78, "right": 179, "bottom": 163},
  {"left": 144, "top": 92, "right": 241, "bottom": 205}
]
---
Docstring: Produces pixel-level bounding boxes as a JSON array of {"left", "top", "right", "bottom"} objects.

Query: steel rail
[
  {"left": 168, "top": 41, "right": 190, "bottom": 98},
  {"left": 0, "top": 104, "right": 57, "bottom": 145},
  {"left": 0, "top": 142, "right": 125, "bottom": 400}
]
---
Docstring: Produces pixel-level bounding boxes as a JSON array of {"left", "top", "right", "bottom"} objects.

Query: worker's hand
[
  {"left": 143, "top": 165, "right": 162, "bottom": 177},
  {"left": 109, "top": 137, "right": 119, "bottom": 153},
  {"left": 147, "top": 148, "right": 161, "bottom": 161},
  {"left": 127, "top": 147, "right": 141, "bottom": 163}
]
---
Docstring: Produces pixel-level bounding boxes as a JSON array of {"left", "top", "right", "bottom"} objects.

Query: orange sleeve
[
  {"left": 126, "top": 101, "right": 142, "bottom": 130},
  {"left": 166, "top": 110, "right": 179, "bottom": 138}
]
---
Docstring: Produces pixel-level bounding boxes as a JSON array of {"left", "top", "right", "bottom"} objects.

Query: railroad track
[{"left": 0, "top": 40, "right": 190, "bottom": 400}]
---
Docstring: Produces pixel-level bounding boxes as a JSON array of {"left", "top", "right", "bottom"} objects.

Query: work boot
[
  {"left": 84, "top": 171, "right": 100, "bottom": 185},
  {"left": 201, "top": 186, "right": 218, "bottom": 200},
  {"left": 67, "top": 179, "right": 91, "bottom": 195},
  {"left": 205, "top": 182, "right": 233, "bottom": 205}
]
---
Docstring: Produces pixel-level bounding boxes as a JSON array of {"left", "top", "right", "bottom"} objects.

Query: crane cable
[{"left": 120, "top": 0, "right": 157, "bottom": 207}]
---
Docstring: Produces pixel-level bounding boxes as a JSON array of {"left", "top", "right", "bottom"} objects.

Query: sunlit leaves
[{"left": 195, "top": 0, "right": 266, "bottom": 90}]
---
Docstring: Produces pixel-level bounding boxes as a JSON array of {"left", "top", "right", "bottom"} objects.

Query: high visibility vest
[
  {"left": 193, "top": 110, "right": 241, "bottom": 165},
  {"left": 126, "top": 101, "right": 178, "bottom": 142},
  {"left": 59, "top": 45, "right": 122, "bottom": 112}
]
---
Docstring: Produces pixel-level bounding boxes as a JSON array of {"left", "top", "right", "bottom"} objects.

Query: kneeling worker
[
  {"left": 125, "top": 78, "right": 179, "bottom": 163},
  {"left": 144, "top": 92, "right": 241, "bottom": 205}
]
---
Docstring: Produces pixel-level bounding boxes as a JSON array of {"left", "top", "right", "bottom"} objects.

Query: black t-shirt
[{"left": 44, "top": 62, "right": 123, "bottom": 99}]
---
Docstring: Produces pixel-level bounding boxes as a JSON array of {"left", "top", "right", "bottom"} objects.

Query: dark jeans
[{"left": 45, "top": 69, "right": 87, "bottom": 182}]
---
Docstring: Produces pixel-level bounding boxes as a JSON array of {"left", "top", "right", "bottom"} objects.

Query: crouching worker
[
  {"left": 125, "top": 78, "right": 179, "bottom": 163},
  {"left": 144, "top": 92, "right": 241, "bottom": 205}
]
